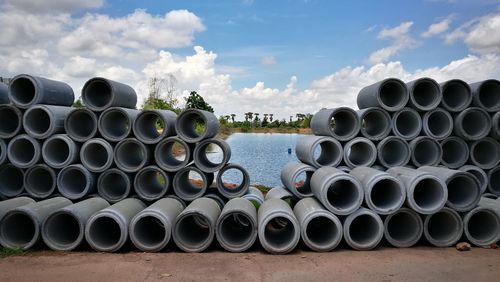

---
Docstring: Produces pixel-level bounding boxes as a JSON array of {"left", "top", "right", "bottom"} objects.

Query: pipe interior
[
  {"left": 0, "top": 212, "right": 36, "bottom": 246},
  {"left": 489, "top": 168, "right": 500, "bottom": 193},
  {"left": 442, "top": 81, "right": 470, "bottom": 109},
  {"left": 45, "top": 212, "right": 80, "bottom": 246},
  {"left": 294, "top": 171, "right": 313, "bottom": 195},
  {"left": 157, "top": 140, "right": 187, "bottom": 166},
  {"left": 10, "top": 77, "right": 36, "bottom": 104},
  {"left": 101, "top": 110, "right": 130, "bottom": 138},
  {"left": 347, "top": 141, "right": 374, "bottom": 166},
  {"left": 427, "top": 111, "right": 451, "bottom": 136},
  {"left": 10, "top": 138, "right": 36, "bottom": 164},
  {"left": 67, "top": 111, "right": 96, "bottom": 139},
  {"left": 264, "top": 216, "right": 295, "bottom": 249},
  {"left": 414, "top": 140, "right": 440, "bottom": 166},
  {"left": 412, "top": 80, "right": 440, "bottom": 107},
  {"left": 198, "top": 142, "right": 224, "bottom": 167},
  {"left": 116, "top": 142, "right": 146, "bottom": 168},
  {"left": 220, "top": 168, "right": 245, "bottom": 192},
  {"left": 413, "top": 178, "right": 445, "bottom": 210},
  {"left": 472, "top": 140, "right": 499, "bottom": 166},
  {"left": 88, "top": 216, "right": 122, "bottom": 249},
  {"left": 329, "top": 110, "right": 357, "bottom": 137},
  {"left": 379, "top": 80, "right": 406, "bottom": 108},
  {"left": 314, "top": 140, "right": 341, "bottom": 166},
  {"left": 447, "top": 175, "right": 479, "bottom": 207},
  {"left": 0, "top": 166, "right": 24, "bottom": 195},
  {"left": 387, "top": 211, "right": 420, "bottom": 243},
  {"left": 220, "top": 212, "right": 254, "bottom": 246},
  {"left": 380, "top": 139, "right": 408, "bottom": 166},
  {"left": 467, "top": 169, "right": 486, "bottom": 188},
  {"left": 25, "top": 108, "right": 51, "bottom": 135},
  {"left": 83, "top": 142, "right": 109, "bottom": 169},
  {"left": 305, "top": 215, "right": 339, "bottom": 246},
  {"left": 441, "top": 140, "right": 467, "bottom": 166},
  {"left": 178, "top": 112, "right": 206, "bottom": 139},
  {"left": 136, "top": 112, "right": 164, "bottom": 140},
  {"left": 478, "top": 81, "right": 500, "bottom": 109},
  {"left": 136, "top": 169, "right": 167, "bottom": 197},
  {"left": 348, "top": 214, "right": 380, "bottom": 246},
  {"left": 133, "top": 215, "right": 167, "bottom": 248},
  {"left": 427, "top": 211, "right": 460, "bottom": 242},
  {"left": 26, "top": 167, "right": 54, "bottom": 194},
  {"left": 0, "top": 107, "right": 20, "bottom": 136},
  {"left": 467, "top": 210, "right": 499, "bottom": 242},
  {"left": 362, "top": 110, "right": 389, "bottom": 137},
  {"left": 327, "top": 179, "right": 360, "bottom": 210},
  {"left": 395, "top": 110, "right": 420, "bottom": 137},
  {"left": 176, "top": 169, "right": 205, "bottom": 195},
  {"left": 45, "top": 138, "right": 70, "bottom": 165},
  {"left": 100, "top": 172, "right": 129, "bottom": 199},
  {"left": 84, "top": 80, "right": 112, "bottom": 108},
  {"left": 370, "top": 179, "right": 403, "bottom": 210},
  {"left": 60, "top": 168, "right": 87, "bottom": 195},
  {"left": 176, "top": 214, "right": 211, "bottom": 246},
  {"left": 462, "top": 111, "right": 488, "bottom": 137}
]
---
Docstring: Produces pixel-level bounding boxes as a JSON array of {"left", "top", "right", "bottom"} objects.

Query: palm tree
[
  {"left": 269, "top": 114, "right": 274, "bottom": 122},
  {"left": 248, "top": 112, "right": 254, "bottom": 121},
  {"left": 290, "top": 116, "right": 293, "bottom": 123},
  {"left": 231, "top": 114, "right": 236, "bottom": 122},
  {"left": 254, "top": 113, "right": 260, "bottom": 122}
]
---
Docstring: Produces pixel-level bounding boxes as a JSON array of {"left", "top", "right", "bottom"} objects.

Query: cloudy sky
[{"left": 1, "top": 0, "right": 499, "bottom": 120}]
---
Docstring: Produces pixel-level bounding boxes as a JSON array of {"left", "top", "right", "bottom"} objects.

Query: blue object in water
[{"left": 288, "top": 148, "right": 292, "bottom": 154}]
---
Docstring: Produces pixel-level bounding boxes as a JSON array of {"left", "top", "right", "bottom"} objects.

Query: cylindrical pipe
[
  {"left": 376, "top": 136, "right": 410, "bottom": 168},
  {"left": 64, "top": 108, "right": 98, "bottom": 142},
  {"left": 57, "top": 164, "right": 95, "bottom": 200},
  {"left": 173, "top": 197, "right": 221, "bottom": 252},
  {"left": 134, "top": 166, "right": 172, "bottom": 201},
  {"left": 264, "top": 186, "right": 296, "bottom": 207},
  {"left": 453, "top": 107, "right": 491, "bottom": 141},
  {"left": 384, "top": 207, "right": 423, "bottom": 247},
  {"left": 172, "top": 166, "right": 214, "bottom": 201},
  {"left": 80, "top": 138, "right": 114, "bottom": 173},
  {"left": 258, "top": 198, "right": 300, "bottom": 254},
  {"left": 487, "top": 166, "right": 500, "bottom": 196},
  {"left": 280, "top": 161, "right": 315, "bottom": 198},
  {"left": 24, "top": 164, "right": 57, "bottom": 199},
  {"left": 470, "top": 79, "right": 500, "bottom": 112},
  {"left": 133, "top": 109, "right": 177, "bottom": 144},
  {"left": 97, "top": 169, "right": 133, "bottom": 203},
  {"left": 98, "top": 107, "right": 139, "bottom": 142},
  {"left": 491, "top": 112, "right": 500, "bottom": 140},
  {"left": 423, "top": 207, "right": 463, "bottom": 247},
  {"left": 0, "top": 139, "right": 6, "bottom": 165},
  {"left": 350, "top": 167, "right": 406, "bottom": 215},
  {"left": 204, "top": 188, "right": 227, "bottom": 210},
  {"left": 0, "top": 105, "right": 23, "bottom": 139},
  {"left": 459, "top": 165, "right": 488, "bottom": 194},
  {"left": 469, "top": 137, "right": 500, "bottom": 170},
  {"left": 357, "top": 78, "right": 409, "bottom": 112},
  {"left": 391, "top": 107, "right": 422, "bottom": 140},
  {"left": 0, "top": 164, "right": 24, "bottom": 198},
  {"left": 440, "top": 79, "right": 472, "bottom": 112},
  {"left": 421, "top": 107, "right": 453, "bottom": 140},
  {"left": 176, "top": 109, "right": 220, "bottom": 143},
  {"left": 216, "top": 163, "right": 250, "bottom": 198},
  {"left": 8, "top": 74, "right": 74, "bottom": 108},
  {"left": 387, "top": 167, "right": 447, "bottom": 214},
  {"left": 0, "top": 197, "right": 35, "bottom": 220},
  {"left": 216, "top": 198, "right": 258, "bottom": 252},
  {"left": 343, "top": 137, "right": 377, "bottom": 168},
  {"left": 193, "top": 138, "right": 231, "bottom": 173},
  {"left": 42, "top": 134, "right": 79, "bottom": 169},
  {"left": 357, "top": 107, "right": 392, "bottom": 141},
  {"left": 114, "top": 138, "right": 151, "bottom": 173},
  {"left": 409, "top": 136, "right": 442, "bottom": 167},
  {"left": 42, "top": 197, "right": 110, "bottom": 251},
  {"left": 129, "top": 198, "right": 184, "bottom": 252},
  {"left": 23, "top": 105, "right": 73, "bottom": 139},
  {"left": 310, "top": 107, "right": 360, "bottom": 141},
  {"left": 0, "top": 83, "right": 9, "bottom": 104},
  {"left": 295, "top": 135, "right": 342, "bottom": 168},
  {"left": 343, "top": 207, "right": 384, "bottom": 250},
  {"left": 336, "top": 166, "right": 352, "bottom": 173},
  {"left": 293, "top": 198, "right": 342, "bottom": 252},
  {"left": 406, "top": 77, "right": 442, "bottom": 111},
  {"left": 243, "top": 186, "right": 265, "bottom": 208},
  {"left": 0, "top": 197, "right": 71, "bottom": 249},
  {"left": 310, "top": 166, "right": 363, "bottom": 215},
  {"left": 463, "top": 201, "right": 500, "bottom": 247},
  {"left": 81, "top": 77, "right": 137, "bottom": 112},
  {"left": 7, "top": 134, "right": 41, "bottom": 168},
  {"left": 441, "top": 137, "right": 469, "bottom": 169},
  {"left": 154, "top": 136, "right": 194, "bottom": 172}
]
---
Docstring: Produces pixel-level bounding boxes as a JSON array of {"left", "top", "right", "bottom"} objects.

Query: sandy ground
[{"left": 1, "top": 246, "right": 499, "bottom": 282}]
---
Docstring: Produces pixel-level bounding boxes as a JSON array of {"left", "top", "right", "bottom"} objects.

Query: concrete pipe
[
  {"left": 0, "top": 105, "right": 23, "bottom": 139},
  {"left": 216, "top": 163, "right": 250, "bottom": 198},
  {"left": 42, "top": 197, "right": 109, "bottom": 251},
  {"left": 85, "top": 198, "right": 145, "bottom": 252},
  {"left": 459, "top": 165, "right": 487, "bottom": 194},
  {"left": 419, "top": 166, "right": 481, "bottom": 212},
  {"left": 409, "top": 136, "right": 442, "bottom": 167},
  {"left": 133, "top": 109, "right": 177, "bottom": 144},
  {"left": 0, "top": 197, "right": 35, "bottom": 221},
  {"left": 387, "top": 167, "right": 447, "bottom": 214},
  {"left": 310, "top": 166, "right": 363, "bottom": 215},
  {"left": 176, "top": 109, "right": 220, "bottom": 143},
  {"left": 293, "top": 197, "right": 342, "bottom": 252},
  {"left": 243, "top": 186, "right": 265, "bottom": 208},
  {"left": 0, "top": 82, "right": 8, "bottom": 104},
  {"left": 8, "top": 74, "right": 74, "bottom": 109},
  {"left": 343, "top": 137, "right": 377, "bottom": 168},
  {"left": 343, "top": 207, "right": 384, "bottom": 251},
  {"left": 440, "top": 79, "right": 472, "bottom": 112},
  {"left": 469, "top": 137, "right": 500, "bottom": 170},
  {"left": 491, "top": 112, "right": 500, "bottom": 140},
  {"left": 0, "top": 197, "right": 71, "bottom": 249},
  {"left": 336, "top": 166, "right": 352, "bottom": 173},
  {"left": 114, "top": 138, "right": 151, "bottom": 173},
  {"left": 129, "top": 198, "right": 184, "bottom": 252},
  {"left": 487, "top": 166, "right": 500, "bottom": 196},
  {"left": 97, "top": 169, "right": 133, "bottom": 203},
  {"left": 64, "top": 108, "right": 98, "bottom": 142},
  {"left": 81, "top": 77, "right": 137, "bottom": 112},
  {"left": 258, "top": 198, "right": 300, "bottom": 254},
  {"left": 384, "top": 207, "right": 423, "bottom": 248},
  {"left": 7, "top": 134, "right": 41, "bottom": 168},
  {"left": 173, "top": 166, "right": 214, "bottom": 201},
  {"left": 296, "top": 135, "right": 342, "bottom": 168},
  {"left": 193, "top": 138, "right": 231, "bottom": 173},
  {"left": 391, "top": 107, "right": 422, "bottom": 140},
  {"left": 80, "top": 138, "right": 114, "bottom": 173},
  {"left": 57, "top": 164, "right": 96, "bottom": 200},
  {"left": 350, "top": 167, "right": 406, "bottom": 215},
  {"left": 42, "top": 134, "right": 79, "bottom": 169},
  {"left": 423, "top": 207, "right": 463, "bottom": 247},
  {"left": 154, "top": 136, "right": 194, "bottom": 172},
  {"left": 453, "top": 107, "right": 491, "bottom": 141},
  {"left": 371, "top": 165, "right": 385, "bottom": 171},
  {"left": 462, "top": 199, "right": 500, "bottom": 247},
  {"left": 216, "top": 198, "right": 258, "bottom": 252},
  {"left": 406, "top": 77, "right": 442, "bottom": 111},
  {"left": 0, "top": 139, "right": 6, "bottom": 165},
  {"left": 376, "top": 136, "right": 411, "bottom": 168},
  {"left": 280, "top": 161, "right": 315, "bottom": 198},
  {"left": 204, "top": 188, "right": 227, "bottom": 210},
  {"left": 264, "top": 186, "right": 296, "bottom": 207},
  {"left": 0, "top": 164, "right": 24, "bottom": 198},
  {"left": 441, "top": 137, "right": 469, "bottom": 169},
  {"left": 357, "top": 107, "right": 392, "bottom": 141},
  {"left": 173, "top": 197, "right": 221, "bottom": 252},
  {"left": 470, "top": 79, "right": 500, "bottom": 112},
  {"left": 23, "top": 105, "right": 73, "bottom": 139},
  {"left": 24, "top": 164, "right": 57, "bottom": 199},
  {"left": 98, "top": 107, "right": 139, "bottom": 142},
  {"left": 482, "top": 193, "right": 498, "bottom": 199},
  {"left": 357, "top": 78, "right": 409, "bottom": 112},
  {"left": 134, "top": 166, "right": 172, "bottom": 201},
  {"left": 421, "top": 107, "right": 453, "bottom": 140},
  {"left": 310, "top": 107, "right": 360, "bottom": 141}
]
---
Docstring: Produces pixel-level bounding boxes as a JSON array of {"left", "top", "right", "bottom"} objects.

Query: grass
[{"left": 0, "top": 247, "right": 25, "bottom": 258}]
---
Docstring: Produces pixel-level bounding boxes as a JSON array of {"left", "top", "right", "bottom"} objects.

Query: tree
[
  {"left": 231, "top": 114, "right": 236, "bottom": 122},
  {"left": 254, "top": 113, "right": 260, "bottom": 122},
  {"left": 184, "top": 91, "right": 214, "bottom": 112},
  {"left": 142, "top": 75, "right": 179, "bottom": 112},
  {"left": 269, "top": 113, "right": 274, "bottom": 122},
  {"left": 73, "top": 98, "right": 84, "bottom": 108}
]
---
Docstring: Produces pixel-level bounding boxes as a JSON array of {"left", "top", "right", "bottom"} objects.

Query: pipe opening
[
  {"left": 264, "top": 216, "right": 295, "bottom": 249},
  {"left": 348, "top": 214, "right": 380, "bottom": 246},
  {"left": 327, "top": 179, "right": 360, "bottom": 210},
  {"left": 305, "top": 216, "right": 339, "bottom": 246},
  {"left": 88, "top": 216, "right": 122, "bottom": 249},
  {"left": 82, "top": 142, "right": 110, "bottom": 169},
  {"left": 478, "top": 80, "right": 500, "bottom": 110},
  {"left": 26, "top": 167, "right": 54, "bottom": 195},
  {"left": 116, "top": 141, "right": 146, "bottom": 169},
  {"left": 84, "top": 80, "right": 112, "bottom": 108},
  {"left": 442, "top": 81, "right": 470, "bottom": 110},
  {"left": 380, "top": 139, "right": 408, "bottom": 166},
  {"left": 329, "top": 110, "right": 357, "bottom": 137},
  {"left": 67, "top": 111, "right": 96, "bottom": 140},
  {"left": 413, "top": 139, "right": 440, "bottom": 166},
  {"left": 447, "top": 175, "right": 479, "bottom": 207},
  {"left": 176, "top": 169, "right": 205, "bottom": 195},
  {"left": 441, "top": 139, "right": 467, "bottom": 166},
  {"left": 427, "top": 111, "right": 451, "bottom": 137},
  {"left": 294, "top": 171, "right": 313, "bottom": 195},
  {"left": 101, "top": 110, "right": 130, "bottom": 139},
  {"left": 427, "top": 211, "right": 460, "bottom": 242},
  {"left": 10, "top": 77, "right": 36, "bottom": 104},
  {"left": 471, "top": 140, "right": 499, "bottom": 167},
  {"left": 362, "top": 110, "right": 389, "bottom": 138},
  {"left": 346, "top": 141, "right": 375, "bottom": 166},
  {"left": 25, "top": 108, "right": 51, "bottom": 135},
  {"left": 198, "top": 142, "right": 224, "bottom": 167},
  {"left": 467, "top": 210, "right": 499, "bottom": 243},
  {"left": 0, "top": 166, "right": 24, "bottom": 196},
  {"left": 178, "top": 112, "right": 206, "bottom": 140},
  {"left": 59, "top": 168, "right": 88, "bottom": 195},
  {"left": 467, "top": 169, "right": 486, "bottom": 188},
  {"left": 157, "top": 140, "right": 188, "bottom": 167},
  {"left": 135, "top": 112, "right": 165, "bottom": 140},
  {"left": 176, "top": 214, "right": 210, "bottom": 246},
  {"left": 0, "top": 107, "right": 20, "bottom": 136},
  {"left": 44, "top": 138, "right": 70, "bottom": 165},
  {"left": 219, "top": 212, "right": 254, "bottom": 246},
  {"left": 379, "top": 80, "right": 406, "bottom": 108},
  {"left": 412, "top": 80, "right": 440, "bottom": 108},
  {"left": 395, "top": 110, "right": 420, "bottom": 137},
  {"left": 220, "top": 168, "right": 244, "bottom": 191},
  {"left": 413, "top": 178, "right": 445, "bottom": 210},
  {"left": 489, "top": 168, "right": 500, "bottom": 193},
  {"left": 370, "top": 179, "right": 402, "bottom": 210},
  {"left": 10, "top": 138, "right": 36, "bottom": 164},
  {"left": 462, "top": 110, "right": 489, "bottom": 137},
  {"left": 133, "top": 215, "right": 167, "bottom": 248},
  {"left": 45, "top": 212, "right": 80, "bottom": 246},
  {"left": 136, "top": 169, "right": 167, "bottom": 197},
  {"left": 387, "top": 211, "right": 420, "bottom": 243},
  {"left": 99, "top": 172, "right": 128, "bottom": 200},
  {"left": 0, "top": 212, "right": 36, "bottom": 246},
  {"left": 313, "top": 140, "right": 341, "bottom": 166}
]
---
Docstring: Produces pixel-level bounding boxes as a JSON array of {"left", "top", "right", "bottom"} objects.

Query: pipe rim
[
  {"left": 322, "top": 174, "right": 363, "bottom": 215},
  {"left": 114, "top": 138, "right": 149, "bottom": 173},
  {"left": 282, "top": 162, "right": 315, "bottom": 198},
  {"left": 445, "top": 172, "right": 481, "bottom": 212},
  {"left": 258, "top": 210, "right": 300, "bottom": 254},
  {"left": 384, "top": 208, "right": 423, "bottom": 248},
  {"left": 65, "top": 108, "right": 98, "bottom": 142},
  {"left": 391, "top": 108, "right": 422, "bottom": 140},
  {"left": 0, "top": 164, "right": 24, "bottom": 198},
  {"left": 359, "top": 108, "right": 392, "bottom": 141},
  {"left": 176, "top": 109, "right": 213, "bottom": 143},
  {"left": 24, "top": 164, "right": 57, "bottom": 199},
  {"left": 343, "top": 137, "right": 377, "bottom": 168},
  {"left": 133, "top": 110, "right": 170, "bottom": 144},
  {"left": 42, "top": 135, "right": 77, "bottom": 169},
  {"left": 410, "top": 137, "right": 442, "bottom": 167},
  {"left": 154, "top": 137, "right": 192, "bottom": 172},
  {"left": 440, "top": 137, "right": 469, "bottom": 169},
  {"left": 193, "top": 138, "right": 231, "bottom": 173},
  {"left": 134, "top": 166, "right": 170, "bottom": 201},
  {"left": 82, "top": 78, "right": 114, "bottom": 111},
  {"left": 365, "top": 174, "right": 405, "bottom": 215},
  {"left": 326, "top": 107, "right": 360, "bottom": 141},
  {"left": 455, "top": 107, "right": 491, "bottom": 140},
  {"left": 216, "top": 164, "right": 250, "bottom": 198},
  {"left": 0, "top": 210, "right": 38, "bottom": 250},
  {"left": 7, "top": 134, "right": 40, "bottom": 168},
  {"left": 463, "top": 207, "right": 500, "bottom": 246},
  {"left": 422, "top": 108, "right": 453, "bottom": 140},
  {"left": 216, "top": 211, "right": 257, "bottom": 252},
  {"left": 408, "top": 78, "right": 442, "bottom": 111},
  {"left": 85, "top": 211, "right": 127, "bottom": 252},
  {"left": 469, "top": 138, "right": 500, "bottom": 169},
  {"left": 97, "top": 169, "right": 131, "bottom": 203},
  {"left": 80, "top": 139, "right": 114, "bottom": 173},
  {"left": 424, "top": 208, "right": 463, "bottom": 247},
  {"left": 377, "top": 78, "right": 409, "bottom": 111},
  {"left": 407, "top": 174, "right": 447, "bottom": 214},
  {"left": 0, "top": 139, "right": 6, "bottom": 165},
  {"left": 8, "top": 74, "right": 39, "bottom": 108},
  {"left": 98, "top": 108, "right": 134, "bottom": 142},
  {"left": 343, "top": 209, "right": 383, "bottom": 250},
  {"left": 129, "top": 210, "right": 170, "bottom": 252},
  {"left": 311, "top": 137, "right": 342, "bottom": 167},
  {"left": 173, "top": 166, "right": 210, "bottom": 201},
  {"left": 440, "top": 79, "right": 472, "bottom": 112},
  {"left": 42, "top": 210, "right": 82, "bottom": 251},
  {"left": 474, "top": 79, "right": 500, "bottom": 112},
  {"left": 23, "top": 105, "right": 56, "bottom": 139},
  {"left": 0, "top": 105, "right": 23, "bottom": 138},
  {"left": 173, "top": 211, "right": 215, "bottom": 252},
  {"left": 377, "top": 136, "right": 411, "bottom": 168},
  {"left": 301, "top": 211, "right": 342, "bottom": 252},
  {"left": 487, "top": 166, "right": 500, "bottom": 196},
  {"left": 57, "top": 165, "right": 92, "bottom": 200}
]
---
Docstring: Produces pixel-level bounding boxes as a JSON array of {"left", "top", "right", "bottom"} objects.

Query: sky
[{"left": 0, "top": 0, "right": 499, "bottom": 120}]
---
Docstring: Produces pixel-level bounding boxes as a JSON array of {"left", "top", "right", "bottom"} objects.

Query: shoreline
[{"left": 217, "top": 127, "right": 311, "bottom": 139}]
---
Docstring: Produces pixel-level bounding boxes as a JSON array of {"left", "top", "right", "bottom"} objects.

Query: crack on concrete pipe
[
  {"left": 376, "top": 136, "right": 411, "bottom": 168},
  {"left": 81, "top": 77, "right": 137, "bottom": 112},
  {"left": 357, "top": 108, "right": 392, "bottom": 141},
  {"left": 98, "top": 107, "right": 139, "bottom": 142},
  {"left": 343, "top": 137, "right": 377, "bottom": 168},
  {"left": 280, "top": 161, "right": 315, "bottom": 198},
  {"left": 216, "top": 163, "right": 250, "bottom": 198},
  {"left": 295, "top": 135, "right": 342, "bottom": 168},
  {"left": 80, "top": 138, "right": 114, "bottom": 173},
  {"left": 0, "top": 164, "right": 24, "bottom": 198},
  {"left": 97, "top": 169, "right": 132, "bottom": 203},
  {"left": 24, "top": 164, "right": 57, "bottom": 199},
  {"left": 57, "top": 164, "right": 96, "bottom": 200},
  {"left": 357, "top": 78, "right": 409, "bottom": 112},
  {"left": 310, "top": 107, "right": 360, "bottom": 141},
  {"left": 193, "top": 138, "right": 231, "bottom": 173},
  {"left": 134, "top": 166, "right": 171, "bottom": 201},
  {"left": 463, "top": 206, "right": 500, "bottom": 247},
  {"left": 440, "top": 79, "right": 472, "bottom": 112},
  {"left": 65, "top": 108, "right": 98, "bottom": 142},
  {"left": 343, "top": 207, "right": 384, "bottom": 251},
  {"left": 453, "top": 107, "right": 491, "bottom": 140},
  {"left": 469, "top": 138, "right": 500, "bottom": 170},
  {"left": 42, "top": 134, "right": 79, "bottom": 169},
  {"left": 409, "top": 136, "right": 442, "bottom": 167},
  {"left": 173, "top": 166, "right": 214, "bottom": 201},
  {"left": 470, "top": 79, "right": 500, "bottom": 112},
  {"left": 7, "top": 134, "right": 41, "bottom": 168},
  {"left": 216, "top": 198, "right": 258, "bottom": 252},
  {"left": 441, "top": 137, "right": 469, "bottom": 169},
  {"left": 391, "top": 107, "right": 422, "bottom": 140},
  {"left": 422, "top": 108, "right": 453, "bottom": 140},
  {"left": 487, "top": 166, "right": 500, "bottom": 196},
  {"left": 406, "top": 77, "right": 442, "bottom": 111},
  {"left": 0, "top": 105, "right": 23, "bottom": 139},
  {"left": 424, "top": 207, "right": 463, "bottom": 247},
  {"left": 176, "top": 109, "right": 220, "bottom": 143},
  {"left": 154, "top": 136, "right": 194, "bottom": 172},
  {"left": 23, "top": 105, "right": 73, "bottom": 139},
  {"left": 384, "top": 208, "right": 423, "bottom": 248},
  {"left": 114, "top": 138, "right": 150, "bottom": 173},
  {"left": 133, "top": 110, "right": 177, "bottom": 144}
]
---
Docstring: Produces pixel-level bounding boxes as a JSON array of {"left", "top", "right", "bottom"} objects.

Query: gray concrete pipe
[
  {"left": 391, "top": 107, "right": 422, "bottom": 140},
  {"left": 439, "top": 79, "right": 472, "bottom": 112},
  {"left": 193, "top": 138, "right": 231, "bottom": 173},
  {"left": 42, "top": 197, "right": 110, "bottom": 251},
  {"left": 387, "top": 166, "right": 447, "bottom": 214},
  {"left": 310, "top": 107, "right": 360, "bottom": 141},
  {"left": 462, "top": 197, "right": 500, "bottom": 247},
  {"left": 469, "top": 137, "right": 500, "bottom": 170},
  {"left": 97, "top": 168, "right": 133, "bottom": 203},
  {"left": 0, "top": 164, "right": 24, "bottom": 198},
  {"left": 491, "top": 111, "right": 500, "bottom": 140},
  {"left": 154, "top": 136, "right": 194, "bottom": 172},
  {"left": 129, "top": 198, "right": 184, "bottom": 252},
  {"left": 409, "top": 136, "right": 442, "bottom": 167},
  {"left": 216, "top": 198, "right": 258, "bottom": 252},
  {"left": 470, "top": 79, "right": 500, "bottom": 112},
  {"left": 0, "top": 197, "right": 35, "bottom": 221},
  {"left": 172, "top": 166, "right": 214, "bottom": 201},
  {"left": 440, "top": 137, "right": 469, "bottom": 169},
  {"left": 343, "top": 137, "right": 377, "bottom": 168},
  {"left": 23, "top": 105, "right": 73, "bottom": 139},
  {"left": 24, "top": 164, "right": 57, "bottom": 199},
  {"left": 85, "top": 198, "right": 146, "bottom": 252},
  {"left": 295, "top": 135, "right": 342, "bottom": 168},
  {"left": 98, "top": 107, "right": 139, "bottom": 142},
  {"left": 423, "top": 207, "right": 463, "bottom": 247},
  {"left": 0, "top": 104, "right": 23, "bottom": 139},
  {"left": 42, "top": 134, "right": 80, "bottom": 169},
  {"left": 216, "top": 163, "right": 250, "bottom": 198},
  {"left": 0, "top": 197, "right": 71, "bottom": 249},
  {"left": 0, "top": 139, "right": 6, "bottom": 165},
  {"left": 310, "top": 166, "right": 363, "bottom": 215},
  {"left": 293, "top": 197, "right": 342, "bottom": 252},
  {"left": 376, "top": 136, "right": 411, "bottom": 168},
  {"left": 280, "top": 161, "right": 315, "bottom": 198},
  {"left": 57, "top": 164, "right": 96, "bottom": 200},
  {"left": 202, "top": 188, "right": 227, "bottom": 210},
  {"left": 114, "top": 138, "right": 151, "bottom": 173},
  {"left": 133, "top": 109, "right": 177, "bottom": 144},
  {"left": 80, "top": 138, "right": 114, "bottom": 173},
  {"left": 406, "top": 77, "right": 442, "bottom": 111},
  {"left": 257, "top": 198, "right": 300, "bottom": 254},
  {"left": 350, "top": 167, "right": 406, "bottom": 215},
  {"left": 64, "top": 108, "right": 98, "bottom": 142},
  {"left": 243, "top": 186, "right": 265, "bottom": 208},
  {"left": 343, "top": 207, "right": 384, "bottom": 251},
  {"left": 357, "top": 78, "right": 409, "bottom": 112},
  {"left": 134, "top": 165, "right": 172, "bottom": 201},
  {"left": 81, "top": 77, "right": 137, "bottom": 112},
  {"left": 482, "top": 193, "right": 498, "bottom": 199},
  {"left": 172, "top": 197, "right": 221, "bottom": 252},
  {"left": 421, "top": 107, "right": 453, "bottom": 140},
  {"left": 8, "top": 74, "right": 74, "bottom": 109},
  {"left": 384, "top": 207, "right": 423, "bottom": 248},
  {"left": 459, "top": 165, "right": 487, "bottom": 194},
  {"left": 453, "top": 107, "right": 491, "bottom": 141},
  {"left": 487, "top": 166, "right": 500, "bottom": 196},
  {"left": 336, "top": 165, "right": 352, "bottom": 173},
  {"left": 176, "top": 109, "right": 220, "bottom": 143},
  {"left": 0, "top": 82, "right": 8, "bottom": 104},
  {"left": 264, "top": 186, "right": 296, "bottom": 207},
  {"left": 357, "top": 107, "right": 392, "bottom": 141},
  {"left": 7, "top": 134, "right": 42, "bottom": 168}
]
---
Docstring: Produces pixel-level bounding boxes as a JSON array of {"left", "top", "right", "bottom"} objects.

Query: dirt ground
[{"left": 1, "top": 246, "right": 499, "bottom": 282}]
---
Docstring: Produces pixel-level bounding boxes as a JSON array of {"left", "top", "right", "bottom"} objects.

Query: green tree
[
  {"left": 73, "top": 98, "right": 84, "bottom": 108},
  {"left": 142, "top": 75, "right": 179, "bottom": 112},
  {"left": 184, "top": 91, "right": 214, "bottom": 112}
]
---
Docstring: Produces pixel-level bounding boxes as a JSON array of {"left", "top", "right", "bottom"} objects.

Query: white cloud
[
  {"left": 445, "top": 13, "right": 500, "bottom": 54},
  {"left": 2, "top": 0, "right": 104, "bottom": 13},
  {"left": 261, "top": 55, "right": 277, "bottom": 65},
  {"left": 368, "top": 21, "right": 418, "bottom": 64},
  {"left": 421, "top": 16, "right": 453, "bottom": 37}
]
